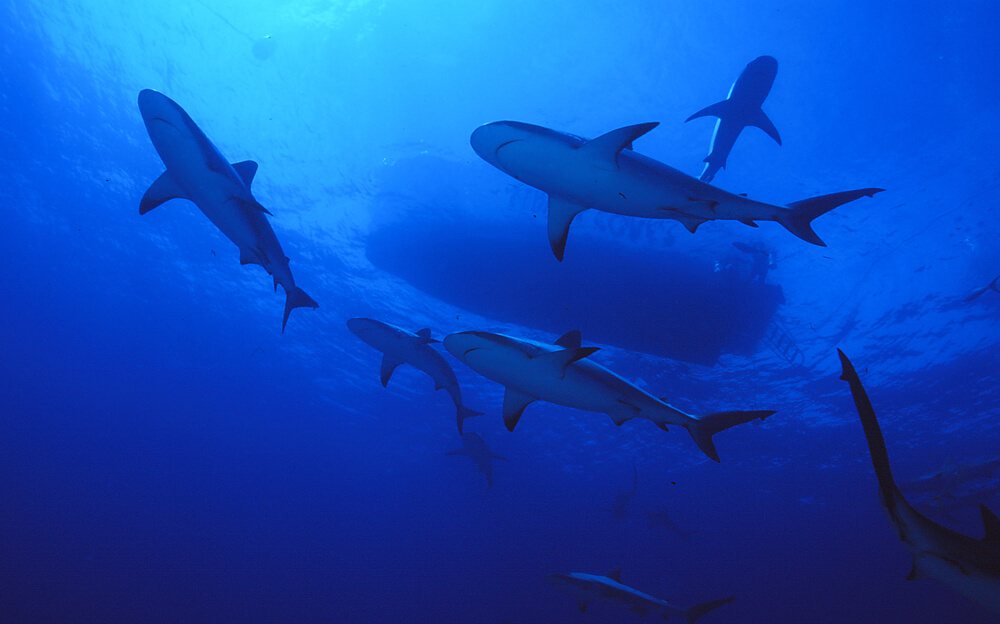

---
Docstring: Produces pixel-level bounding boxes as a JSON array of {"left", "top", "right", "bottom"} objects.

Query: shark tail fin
[
  {"left": 779, "top": 188, "right": 884, "bottom": 246},
  {"left": 685, "top": 596, "right": 736, "bottom": 624},
  {"left": 687, "top": 410, "right": 775, "bottom": 462},
  {"left": 281, "top": 286, "right": 319, "bottom": 332},
  {"left": 456, "top": 405, "right": 483, "bottom": 435}
]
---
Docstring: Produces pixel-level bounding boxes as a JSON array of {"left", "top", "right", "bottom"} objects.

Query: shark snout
[{"left": 470, "top": 122, "right": 522, "bottom": 168}]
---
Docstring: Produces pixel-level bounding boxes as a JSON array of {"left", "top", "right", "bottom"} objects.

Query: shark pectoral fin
[
  {"left": 685, "top": 99, "right": 732, "bottom": 122},
  {"left": 749, "top": 108, "right": 782, "bottom": 145},
  {"left": 139, "top": 171, "right": 187, "bottom": 214},
  {"left": 232, "top": 160, "right": 259, "bottom": 189},
  {"left": 534, "top": 347, "right": 600, "bottom": 379},
  {"left": 577, "top": 601, "right": 588, "bottom": 614},
  {"left": 547, "top": 196, "right": 587, "bottom": 261},
  {"left": 414, "top": 328, "right": 439, "bottom": 345},
  {"left": 239, "top": 247, "right": 264, "bottom": 266},
  {"left": 554, "top": 330, "right": 582, "bottom": 349},
  {"left": 502, "top": 389, "right": 535, "bottom": 432},
  {"left": 981, "top": 504, "right": 1000, "bottom": 544},
  {"left": 579, "top": 122, "right": 659, "bottom": 169},
  {"left": 379, "top": 355, "right": 404, "bottom": 387}
]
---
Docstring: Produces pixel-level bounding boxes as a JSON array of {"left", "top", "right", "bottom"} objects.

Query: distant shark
[
  {"left": 838, "top": 349, "right": 1000, "bottom": 615},
  {"left": 686, "top": 55, "right": 782, "bottom": 182},
  {"left": 443, "top": 329, "right": 774, "bottom": 462},
  {"left": 548, "top": 568, "right": 734, "bottom": 622},
  {"left": 604, "top": 467, "right": 637, "bottom": 520},
  {"left": 137, "top": 89, "right": 317, "bottom": 331},
  {"left": 647, "top": 509, "right": 697, "bottom": 541},
  {"left": 347, "top": 318, "right": 482, "bottom": 434},
  {"left": 471, "top": 119, "right": 882, "bottom": 260},
  {"left": 963, "top": 275, "right": 1000, "bottom": 302},
  {"left": 445, "top": 432, "right": 508, "bottom": 490}
]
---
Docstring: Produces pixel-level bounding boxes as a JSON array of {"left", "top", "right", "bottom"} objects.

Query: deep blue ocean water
[{"left": 2, "top": 1, "right": 999, "bottom": 622}]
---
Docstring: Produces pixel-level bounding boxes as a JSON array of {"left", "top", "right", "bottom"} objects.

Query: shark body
[
  {"left": 839, "top": 349, "right": 1000, "bottom": 615},
  {"left": 647, "top": 509, "right": 697, "bottom": 541},
  {"left": 548, "top": 569, "right": 733, "bottom": 622},
  {"left": 686, "top": 55, "right": 781, "bottom": 182},
  {"left": 347, "top": 318, "right": 481, "bottom": 434},
  {"left": 608, "top": 467, "right": 637, "bottom": 520},
  {"left": 442, "top": 329, "right": 773, "bottom": 462},
  {"left": 445, "top": 432, "right": 508, "bottom": 489},
  {"left": 470, "top": 119, "right": 882, "bottom": 260},
  {"left": 963, "top": 275, "right": 1000, "bottom": 302},
  {"left": 137, "top": 89, "right": 317, "bottom": 331}
]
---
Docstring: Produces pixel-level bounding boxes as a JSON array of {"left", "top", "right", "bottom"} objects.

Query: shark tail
[
  {"left": 456, "top": 405, "right": 483, "bottom": 435},
  {"left": 779, "top": 188, "right": 884, "bottom": 246},
  {"left": 684, "top": 596, "right": 736, "bottom": 624},
  {"left": 686, "top": 410, "right": 775, "bottom": 462},
  {"left": 281, "top": 286, "right": 319, "bottom": 332}
]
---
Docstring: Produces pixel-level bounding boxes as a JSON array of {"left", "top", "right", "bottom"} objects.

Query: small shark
[
  {"left": 647, "top": 509, "right": 697, "bottom": 541},
  {"left": 137, "top": 89, "right": 317, "bottom": 331},
  {"left": 606, "top": 467, "right": 637, "bottom": 520},
  {"left": 445, "top": 432, "right": 508, "bottom": 489},
  {"left": 548, "top": 568, "right": 734, "bottom": 622},
  {"left": 963, "top": 275, "right": 1000, "bottom": 302},
  {"left": 902, "top": 456, "right": 1000, "bottom": 499},
  {"left": 442, "top": 329, "right": 774, "bottom": 462},
  {"left": 838, "top": 349, "right": 1000, "bottom": 615},
  {"left": 347, "top": 318, "right": 482, "bottom": 434},
  {"left": 471, "top": 119, "right": 882, "bottom": 260},
  {"left": 686, "top": 55, "right": 782, "bottom": 182}
]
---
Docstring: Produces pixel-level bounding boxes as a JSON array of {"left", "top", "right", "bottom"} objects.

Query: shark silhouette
[
  {"left": 647, "top": 509, "right": 697, "bottom": 541},
  {"left": 445, "top": 432, "right": 508, "bottom": 490},
  {"left": 839, "top": 349, "right": 1000, "bottom": 615},
  {"left": 603, "top": 467, "right": 637, "bottom": 520},
  {"left": 137, "top": 89, "right": 317, "bottom": 331},
  {"left": 687, "top": 55, "right": 782, "bottom": 182}
]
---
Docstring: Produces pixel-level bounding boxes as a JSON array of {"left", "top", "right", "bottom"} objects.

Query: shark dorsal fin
[
  {"left": 534, "top": 346, "right": 599, "bottom": 379},
  {"left": 981, "top": 504, "right": 1000, "bottom": 544},
  {"left": 579, "top": 122, "right": 659, "bottom": 169},
  {"left": 232, "top": 160, "right": 259, "bottom": 189},
  {"left": 414, "top": 328, "right": 439, "bottom": 344},
  {"left": 554, "top": 330, "right": 582, "bottom": 349},
  {"left": 606, "top": 567, "right": 622, "bottom": 583}
]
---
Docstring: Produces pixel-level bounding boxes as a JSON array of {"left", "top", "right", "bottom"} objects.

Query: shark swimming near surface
[
  {"left": 347, "top": 318, "right": 482, "bottom": 434},
  {"left": 470, "top": 119, "right": 882, "bottom": 260},
  {"left": 686, "top": 55, "right": 782, "bottom": 182},
  {"left": 137, "top": 89, "right": 317, "bottom": 331},
  {"left": 442, "top": 329, "right": 774, "bottom": 462},
  {"left": 445, "top": 432, "right": 508, "bottom": 490},
  {"left": 548, "top": 568, "right": 734, "bottom": 622},
  {"left": 838, "top": 349, "right": 1000, "bottom": 615}
]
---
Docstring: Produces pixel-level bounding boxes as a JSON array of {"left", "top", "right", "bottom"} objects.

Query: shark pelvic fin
[
  {"left": 232, "top": 160, "right": 259, "bottom": 188},
  {"left": 685, "top": 100, "right": 732, "bottom": 122},
  {"left": 415, "top": 328, "right": 439, "bottom": 345},
  {"left": 749, "top": 108, "right": 782, "bottom": 145},
  {"left": 534, "top": 346, "right": 600, "bottom": 379},
  {"left": 139, "top": 171, "right": 187, "bottom": 214},
  {"left": 554, "top": 330, "right": 582, "bottom": 349},
  {"left": 579, "top": 122, "right": 659, "bottom": 169},
  {"left": 379, "top": 355, "right": 404, "bottom": 387},
  {"left": 502, "top": 388, "right": 535, "bottom": 432},
  {"left": 239, "top": 247, "right": 263, "bottom": 266},
  {"left": 981, "top": 505, "right": 1000, "bottom": 544},
  {"left": 547, "top": 196, "right": 587, "bottom": 261}
]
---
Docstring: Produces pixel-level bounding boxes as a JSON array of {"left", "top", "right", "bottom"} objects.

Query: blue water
[{"left": 2, "top": 1, "right": 999, "bottom": 622}]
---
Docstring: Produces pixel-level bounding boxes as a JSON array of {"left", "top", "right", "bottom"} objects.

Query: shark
[
  {"left": 686, "top": 55, "right": 782, "bottom": 182},
  {"left": 470, "top": 119, "right": 882, "bottom": 260},
  {"left": 347, "top": 318, "right": 482, "bottom": 434},
  {"left": 548, "top": 568, "right": 734, "bottom": 622},
  {"left": 137, "top": 89, "right": 317, "bottom": 331},
  {"left": 442, "top": 329, "right": 774, "bottom": 462},
  {"left": 647, "top": 509, "right": 697, "bottom": 541},
  {"left": 838, "top": 349, "right": 1000, "bottom": 615},
  {"left": 445, "top": 432, "right": 508, "bottom": 490},
  {"left": 963, "top": 275, "right": 1000, "bottom": 302},
  {"left": 604, "top": 467, "right": 637, "bottom": 520}
]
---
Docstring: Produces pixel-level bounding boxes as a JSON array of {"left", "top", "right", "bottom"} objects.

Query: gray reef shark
[
  {"left": 963, "top": 275, "right": 1000, "bottom": 302},
  {"left": 838, "top": 349, "right": 1000, "bottom": 615},
  {"left": 471, "top": 119, "right": 882, "bottom": 260},
  {"left": 604, "top": 466, "right": 637, "bottom": 520},
  {"left": 445, "top": 432, "right": 508, "bottom": 490},
  {"left": 347, "top": 317, "right": 482, "bottom": 434},
  {"left": 137, "top": 89, "right": 317, "bottom": 331},
  {"left": 442, "top": 329, "right": 774, "bottom": 462},
  {"left": 647, "top": 509, "right": 697, "bottom": 541},
  {"left": 686, "top": 55, "right": 782, "bottom": 182},
  {"left": 548, "top": 568, "right": 734, "bottom": 622}
]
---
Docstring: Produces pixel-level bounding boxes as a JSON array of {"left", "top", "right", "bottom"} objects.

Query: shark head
[
  {"left": 138, "top": 89, "right": 192, "bottom": 137},
  {"left": 471, "top": 121, "right": 579, "bottom": 179},
  {"left": 443, "top": 330, "right": 500, "bottom": 362}
]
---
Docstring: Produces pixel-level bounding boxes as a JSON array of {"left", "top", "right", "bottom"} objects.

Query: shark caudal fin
[
  {"left": 686, "top": 410, "right": 775, "bottom": 462},
  {"left": 456, "top": 405, "right": 484, "bottom": 435},
  {"left": 281, "top": 286, "right": 319, "bottom": 332},
  {"left": 778, "top": 188, "right": 884, "bottom": 246},
  {"left": 685, "top": 596, "right": 736, "bottom": 624}
]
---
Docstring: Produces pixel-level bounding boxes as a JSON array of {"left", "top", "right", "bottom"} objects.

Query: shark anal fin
[
  {"left": 502, "top": 389, "right": 535, "bottom": 432},
  {"left": 379, "top": 355, "right": 404, "bottom": 387},
  {"left": 579, "top": 122, "right": 659, "bottom": 169},
  {"left": 554, "top": 329, "right": 582, "bottom": 349},
  {"left": 739, "top": 218, "right": 759, "bottom": 227},
  {"left": 139, "top": 171, "right": 187, "bottom": 214},
  {"left": 658, "top": 209, "right": 709, "bottom": 234},
  {"left": 685, "top": 99, "right": 732, "bottom": 123},
  {"left": 232, "top": 160, "right": 259, "bottom": 188},
  {"left": 534, "top": 346, "right": 599, "bottom": 379},
  {"left": 981, "top": 504, "right": 1000, "bottom": 544},
  {"left": 749, "top": 108, "right": 782, "bottom": 145},
  {"left": 547, "top": 196, "right": 587, "bottom": 261}
]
